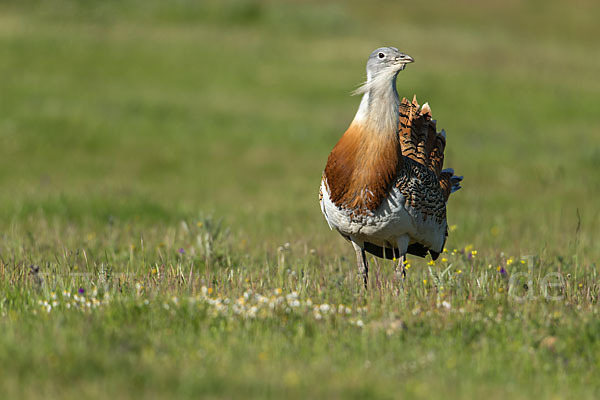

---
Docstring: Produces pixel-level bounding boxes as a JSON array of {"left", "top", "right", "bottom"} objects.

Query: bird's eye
[{"left": 378, "top": 52, "right": 385, "bottom": 59}]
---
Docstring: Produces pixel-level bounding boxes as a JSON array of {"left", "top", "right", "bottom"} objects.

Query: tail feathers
[
  {"left": 398, "top": 96, "right": 420, "bottom": 162},
  {"left": 407, "top": 98, "right": 434, "bottom": 166},
  {"left": 439, "top": 168, "right": 463, "bottom": 201},
  {"left": 399, "top": 95, "right": 463, "bottom": 201},
  {"left": 429, "top": 128, "right": 446, "bottom": 177},
  {"left": 398, "top": 96, "right": 447, "bottom": 178}
]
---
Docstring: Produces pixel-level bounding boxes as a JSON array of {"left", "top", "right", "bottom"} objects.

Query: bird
[{"left": 319, "top": 47, "right": 463, "bottom": 288}]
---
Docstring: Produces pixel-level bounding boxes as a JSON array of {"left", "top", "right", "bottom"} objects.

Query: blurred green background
[
  {"left": 1, "top": 0, "right": 599, "bottom": 258},
  {"left": 1, "top": 1, "right": 600, "bottom": 399}
]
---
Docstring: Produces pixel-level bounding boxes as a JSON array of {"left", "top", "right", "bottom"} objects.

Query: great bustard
[{"left": 319, "top": 47, "right": 463, "bottom": 288}]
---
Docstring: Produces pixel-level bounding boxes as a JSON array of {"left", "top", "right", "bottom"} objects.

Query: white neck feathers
[{"left": 352, "top": 69, "right": 400, "bottom": 135}]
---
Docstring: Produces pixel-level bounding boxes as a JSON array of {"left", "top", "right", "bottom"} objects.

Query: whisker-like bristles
[{"left": 351, "top": 69, "right": 398, "bottom": 96}]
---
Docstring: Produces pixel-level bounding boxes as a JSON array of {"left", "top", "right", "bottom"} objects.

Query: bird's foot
[{"left": 394, "top": 255, "right": 407, "bottom": 281}]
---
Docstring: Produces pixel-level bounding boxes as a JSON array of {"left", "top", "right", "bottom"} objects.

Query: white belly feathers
[{"left": 320, "top": 179, "right": 446, "bottom": 252}]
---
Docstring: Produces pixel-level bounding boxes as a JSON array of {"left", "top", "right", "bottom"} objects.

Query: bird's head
[
  {"left": 352, "top": 47, "right": 414, "bottom": 97},
  {"left": 366, "top": 47, "right": 414, "bottom": 78}
]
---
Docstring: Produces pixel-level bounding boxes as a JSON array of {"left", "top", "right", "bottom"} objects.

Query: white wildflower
[
  {"left": 248, "top": 306, "right": 258, "bottom": 318},
  {"left": 286, "top": 292, "right": 298, "bottom": 301}
]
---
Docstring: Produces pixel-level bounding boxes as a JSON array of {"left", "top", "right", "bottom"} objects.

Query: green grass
[{"left": 1, "top": 0, "right": 599, "bottom": 398}]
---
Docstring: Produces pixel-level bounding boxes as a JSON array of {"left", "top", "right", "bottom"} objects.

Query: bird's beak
[{"left": 396, "top": 54, "right": 414, "bottom": 64}]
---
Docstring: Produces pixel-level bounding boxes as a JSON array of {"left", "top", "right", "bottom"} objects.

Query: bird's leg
[
  {"left": 394, "top": 236, "right": 410, "bottom": 281},
  {"left": 352, "top": 241, "right": 368, "bottom": 289},
  {"left": 395, "top": 253, "right": 407, "bottom": 280}
]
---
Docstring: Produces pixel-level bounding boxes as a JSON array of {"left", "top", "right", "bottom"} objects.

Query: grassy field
[{"left": 1, "top": 0, "right": 599, "bottom": 398}]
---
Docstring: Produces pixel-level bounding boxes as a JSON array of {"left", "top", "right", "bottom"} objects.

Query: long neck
[
  {"left": 352, "top": 71, "right": 400, "bottom": 135},
  {"left": 322, "top": 71, "right": 403, "bottom": 213}
]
